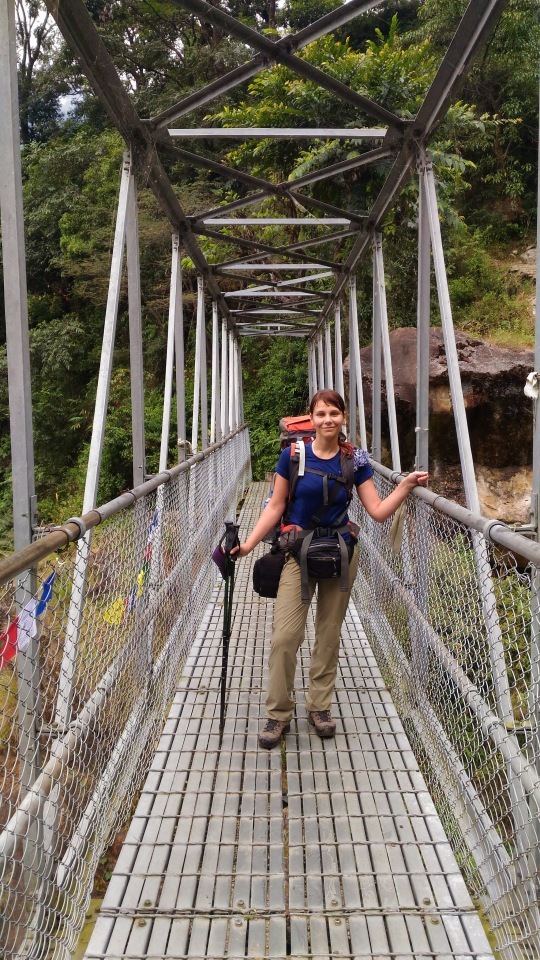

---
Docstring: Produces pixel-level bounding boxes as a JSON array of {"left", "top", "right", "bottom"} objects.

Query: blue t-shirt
[{"left": 275, "top": 444, "right": 373, "bottom": 531}]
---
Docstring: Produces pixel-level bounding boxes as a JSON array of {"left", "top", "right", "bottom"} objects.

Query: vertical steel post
[
  {"left": 37, "top": 155, "right": 133, "bottom": 943},
  {"left": 125, "top": 160, "right": 145, "bottom": 487},
  {"left": 348, "top": 316, "right": 357, "bottom": 443},
  {"left": 317, "top": 329, "right": 325, "bottom": 389},
  {"left": 236, "top": 337, "right": 244, "bottom": 425},
  {"left": 371, "top": 241, "right": 382, "bottom": 463},
  {"left": 412, "top": 154, "right": 432, "bottom": 683},
  {"left": 192, "top": 277, "right": 201, "bottom": 452},
  {"left": 228, "top": 330, "right": 235, "bottom": 430},
  {"left": 192, "top": 276, "right": 207, "bottom": 452},
  {"left": 308, "top": 340, "right": 315, "bottom": 396},
  {"left": 311, "top": 339, "right": 318, "bottom": 395},
  {"left": 424, "top": 156, "right": 537, "bottom": 914},
  {"left": 373, "top": 234, "right": 401, "bottom": 472},
  {"left": 325, "top": 320, "right": 334, "bottom": 389},
  {"left": 55, "top": 154, "right": 131, "bottom": 729},
  {"left": 200, "top": 286, "right": 208, "bottom": 450},
  {"left": 0, "top": 8, "right": 41, "bottom": 929},
  {"left": 334, "top": 302, "right": 344, "bottom": 400},
  {"left": 221, "top": 319, "right": 229, "bottom": 438},
  {"left": 0, "top": 0, "right": 39, "bottom": 799},
  {"left": 349, "top": 277, "right": 367, "bottom": 449},
  {"left": 529, "top": 76, "right": 540, "bottom": 838},
  {"left": 423, "top": 162, "right": 480, "bottom": 511},
  {"left": 172, "top": 241, "right": 186, "bottom": 461},
  {"left": 211, "top": 301, "right": 221, "bottom": 443},
  {"left": 416, "top": 157, "right": 431, "bottom": 474},
  {"left": 234, "top": 337, "right": 241, "bottom": 428},
  {"left": 423, "top": 157, "right": 512, "bottom": 714},
  {"left": 159, "top": 235, "right": 180, "bottom": 473}
]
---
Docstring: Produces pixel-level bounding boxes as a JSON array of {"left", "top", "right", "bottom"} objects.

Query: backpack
[{"left": 278, "top": 414, "right": 316, "bottom": 449}]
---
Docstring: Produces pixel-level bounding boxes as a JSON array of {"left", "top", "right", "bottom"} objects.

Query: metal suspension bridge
[{"left": 0, "top": 1, "right": 539, "bottom": 958}]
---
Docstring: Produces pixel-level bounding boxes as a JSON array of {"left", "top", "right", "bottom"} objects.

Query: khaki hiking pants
[{"left": 266, "top": 547, "right": 359, "bottom": 722}]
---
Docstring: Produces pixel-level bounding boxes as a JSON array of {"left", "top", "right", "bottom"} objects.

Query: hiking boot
[
  {"left": 308, "top": 710, "right": 336, "bottom": 738},
  {"left": 258, "top": 718, "right": 290, "bottom": 750}
]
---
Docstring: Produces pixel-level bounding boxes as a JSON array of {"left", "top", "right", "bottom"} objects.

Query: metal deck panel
[{"left": 85, "top": 482, "right": 495, "bottom": 960}]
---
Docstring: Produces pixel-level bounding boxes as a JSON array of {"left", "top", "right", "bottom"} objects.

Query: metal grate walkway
[{"left": 84, "top": 483, "right": 495, "bottom": 960}]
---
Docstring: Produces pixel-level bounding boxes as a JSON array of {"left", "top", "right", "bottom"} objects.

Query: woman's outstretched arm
[
  {"left": 234, "top": 473, "right": 290, "bottom": 557},
  {"left": 357, "top": 471, "right": 428, "bottom": 523}
]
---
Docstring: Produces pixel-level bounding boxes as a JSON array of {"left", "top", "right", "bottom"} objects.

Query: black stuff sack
[{"left": 253, "top": 548, "right": 286, "bottom": 598}]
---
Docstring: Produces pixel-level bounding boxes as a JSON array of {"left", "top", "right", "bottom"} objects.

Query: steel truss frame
[
  {"left": 6, "top": 1, "right": 540, "bottom": 955},
  {"left": 40, "top": 0, "right": 509, "bottom": 344},
  {"left": 0, "top": 0, "right": 514, "bottom": 737}
]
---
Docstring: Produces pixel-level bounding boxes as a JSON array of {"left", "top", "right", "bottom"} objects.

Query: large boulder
[{"left": 345, "top": 327, "right": 534, "bottom": 521}]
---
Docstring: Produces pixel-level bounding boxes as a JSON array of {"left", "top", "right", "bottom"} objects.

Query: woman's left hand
[{"left": 404, "top": 471, "right": 429, "bottom": 490}]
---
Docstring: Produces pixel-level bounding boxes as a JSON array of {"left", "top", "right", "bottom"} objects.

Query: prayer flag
[{"left": 0, "top": 572, "right": 56, "bottom": 669}]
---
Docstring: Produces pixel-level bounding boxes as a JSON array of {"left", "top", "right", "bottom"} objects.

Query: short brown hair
[{"left": 309, "top": 389, "right": 345, "bottom": 416}]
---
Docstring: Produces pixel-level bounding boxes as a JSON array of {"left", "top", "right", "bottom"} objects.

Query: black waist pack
[
  {"left": 289, "top": 531, "right": 354, "bottom": 577},
  {"left": 253, "top": 546, "right": 286, "bottom": 598},
  {"left": 304, "top": 535, "right": 354, "bottom": 580},
  {"left": 288, "top": 527, "right": 357, "bottom": 602}
]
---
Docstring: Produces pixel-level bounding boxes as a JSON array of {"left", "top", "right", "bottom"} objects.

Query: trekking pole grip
[{"left": 223, "top": 521, "right": 240, "bottom": 558}]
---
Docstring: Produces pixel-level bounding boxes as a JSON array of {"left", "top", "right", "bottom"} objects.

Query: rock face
[{"left": 345, "top": 327, "right": 535, "bottom": 522}]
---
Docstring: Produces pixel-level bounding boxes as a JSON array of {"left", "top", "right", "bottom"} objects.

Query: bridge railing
[
  {"left": 351, "top": 463, "right": 540, "bottom": 960},
  {"left": 0, "top": 427, "right": 250, "bottom": 960}
]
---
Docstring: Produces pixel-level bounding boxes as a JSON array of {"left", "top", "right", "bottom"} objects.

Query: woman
[{"left": 234, "top": 389, "right": 428, "bottom": 749}]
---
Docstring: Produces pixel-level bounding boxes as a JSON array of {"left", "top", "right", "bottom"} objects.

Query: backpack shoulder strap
[
  {"left": 340, "top": 449, "right": 354, "bottom": 501},
  {"left": 288, "top": 439, "right": 306, "bottom": 504}
]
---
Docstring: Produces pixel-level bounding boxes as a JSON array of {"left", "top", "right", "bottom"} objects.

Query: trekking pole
[{"left": 212, "top": 521, "right": 240, "bottom": 742}]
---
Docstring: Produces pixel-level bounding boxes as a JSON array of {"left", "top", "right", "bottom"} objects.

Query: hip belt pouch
[
  {"left": 293, "top": 529, "right": 355, "bottom": 603},
  {"left": 253, "top": 546, "right": 286, "bottom": 598},
  {"left": 305, "top": 535, "right": 349, "bottom": 579}
]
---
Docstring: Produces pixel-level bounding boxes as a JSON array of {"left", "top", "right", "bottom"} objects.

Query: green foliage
[
  {"left": 242, "top": 338, "right": 309, "bottom": 478},
  {"left": 429, "top": 530, "right": 534, "bottom": 726},
  {"left": 410, "top": 0, "right": 540, "bottom": 231},
  {"left": 442, "top": 227, "right": 534, "bottom": 346}
]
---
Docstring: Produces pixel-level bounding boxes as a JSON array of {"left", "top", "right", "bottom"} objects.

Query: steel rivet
[
  {"left": 237, "top": 900, "right": 245, "bottom": 907},
  {"left": 423, "top": 898, "right": 431, "bottom": 905},
  {"left": 430, "top": 917, "right": 440, "bottom": 925},
  {"left": 136, "top": 919, "right": 147, "bottom": 927},
  {"left": 331, "top": 898, "right": 339, "bottom": 906},
  {"left": 143, "top": 899, "right": 153, "bottom": 907},
  {"left": 334, "top": 918, "right": 342, "bottom": 926},
  {"left": 235, "top": 918, "right": 243, "bottom": 927}
]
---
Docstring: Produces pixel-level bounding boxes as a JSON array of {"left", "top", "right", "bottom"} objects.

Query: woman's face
[{"left": 311, "top": 400, "right": 345, "bottom": 439}]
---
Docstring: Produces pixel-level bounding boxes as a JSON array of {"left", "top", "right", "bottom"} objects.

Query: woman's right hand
[{"left": 229, "top": 543, "right": 249, "bottom": 558}]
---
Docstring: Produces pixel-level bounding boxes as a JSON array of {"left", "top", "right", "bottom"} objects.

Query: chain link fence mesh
[
  {"left": 350, "top": 468, "right": 540, "bottom": 960},
  {"left": 0, "top": 430, "right": 250, "bottom": 960}
]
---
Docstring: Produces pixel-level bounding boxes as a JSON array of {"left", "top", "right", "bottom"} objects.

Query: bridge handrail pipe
[
  {"left": 353, "top": 585, "right": 514, "bottom": 897},
  {"left": 356, "top": 518, "right": 540, "bottom": 816},
  {"left": 0, "top": 430, "right": 251, "bottom": 881},
  {"left": 373, "top": 460, "right": 540, "bottom": 567},
  {"left": 0, "top": 426, "right": 247, "bottom": 589}
]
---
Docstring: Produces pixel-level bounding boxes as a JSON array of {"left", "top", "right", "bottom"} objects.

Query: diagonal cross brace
[
  {"left": 169, "top": 0, "right": 405, "bottom": 131},
  {"left": 153, "top": 0, "right": 404, "bottom": 131}
]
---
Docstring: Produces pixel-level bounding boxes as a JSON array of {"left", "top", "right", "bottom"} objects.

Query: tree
[
  {"left": 16, "top": 0, "right": 67, "bottom": 143},
  {"left": 409, "top": 0, "right": 540, "bottom": 231}
]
